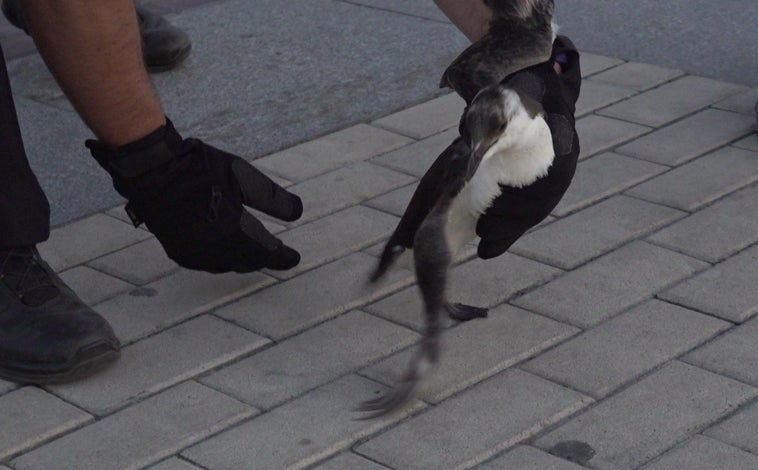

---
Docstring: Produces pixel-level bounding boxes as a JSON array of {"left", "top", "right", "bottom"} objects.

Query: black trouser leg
[{"left": 0, "top": 43, "right": 50, "bottom": 249}]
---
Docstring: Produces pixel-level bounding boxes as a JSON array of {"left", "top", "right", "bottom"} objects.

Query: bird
[{"left": 355, "top": 0, "right": 578, "bottom": 419}]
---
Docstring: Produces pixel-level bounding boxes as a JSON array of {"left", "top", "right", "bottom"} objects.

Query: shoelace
[{"left": 0, "top": 248, "right": 59, "bottom": 306}]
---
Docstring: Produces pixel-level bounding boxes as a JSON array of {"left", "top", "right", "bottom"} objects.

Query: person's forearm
[
  {"left": 19, "top": 0, "right": 165, "bottom": 146},
  {"left": 433, "top": 0, "right": 492, "bottom": 42}
]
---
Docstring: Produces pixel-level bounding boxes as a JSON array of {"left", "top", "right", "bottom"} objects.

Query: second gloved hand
[{"left": 87, "top": 119, "right": 302, "bottom": 273}]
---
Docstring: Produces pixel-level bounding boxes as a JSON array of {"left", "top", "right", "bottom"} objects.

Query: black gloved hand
[
  {"left": 87, "top": 119, "right": 302, "bottom": 273},
  {"left": 476, "top": 35, "right": 582, "bottom": 260}
]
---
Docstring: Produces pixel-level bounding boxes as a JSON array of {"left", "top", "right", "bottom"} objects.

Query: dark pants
[{"left": 0, "top": 43, "right": 50, "bottom": 249}]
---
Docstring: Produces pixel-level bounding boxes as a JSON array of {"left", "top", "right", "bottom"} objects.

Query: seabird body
[{"left": 357, "top": 3, "right": 580, "bottom": 419}]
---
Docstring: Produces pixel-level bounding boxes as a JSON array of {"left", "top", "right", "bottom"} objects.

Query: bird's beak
[{"left": 465, "top": 143, "right": 490, "bottom": 181}]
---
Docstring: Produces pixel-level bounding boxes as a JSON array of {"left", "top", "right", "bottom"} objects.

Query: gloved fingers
[
  {"left": 238, "top": 211, "right": 301, "bottom": 271},
  {"left": 231, "top": 158, "right": 303, "bottom": 222}
]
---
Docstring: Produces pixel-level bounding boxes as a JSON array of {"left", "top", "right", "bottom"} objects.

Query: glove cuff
[{"left": 86, "top": 118, "right": 183, "bottom": 179}]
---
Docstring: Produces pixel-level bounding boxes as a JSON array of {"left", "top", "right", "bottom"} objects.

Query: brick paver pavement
[{"left": 2, "top": 15, "right": 757, "bottom": 470}]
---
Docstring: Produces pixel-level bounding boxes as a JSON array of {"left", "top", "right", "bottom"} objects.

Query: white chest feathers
[
  {"left": 444, "top": 114, "right": 554, "bottom": 253},
  {"left": 464, "top": 114, "right": 554, "bottom": 215}
]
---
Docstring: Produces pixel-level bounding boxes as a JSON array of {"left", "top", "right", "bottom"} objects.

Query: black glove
[
  {"left": 87, "top": 119, "right": 302, "bottom": 273},
  {"left": 476, "top": 35, "right": 582, "bottom": 260}
]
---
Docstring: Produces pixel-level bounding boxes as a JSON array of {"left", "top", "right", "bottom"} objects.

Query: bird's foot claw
[{"left": 354, "top": 381, "right": 416, "bottom": 420}]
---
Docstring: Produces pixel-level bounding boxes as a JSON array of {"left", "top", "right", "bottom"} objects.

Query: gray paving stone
[
  {"left": 217, "top": 253, "right": 414, "bottom": 340},
  {"left": 642, "top": 435, "right": 758, "bottom": 470},
  {"left": 58, "top": 265, "right": 132, "bottom": 306},
  {"left": 626, "top": 147, "right": 758, "bottom": 211},
  {"left": 733, "top": 134, "right": 758, "bottom": 152},
  {"left": 38, "top": 214, "right": 151, "bottom": 272},
  {"left": 148, "top": 458, "right": 204, "bottom": 470},
  {"left": 579, "top": 53, "right": 625, "bottom": 77},
  {"left": 575, "top": 80, "right": 637, "bottom": 117},
  {"left": 364, "top": 183, "right": 416, "bottom": 217},
  {"left": 88, "top": 238, "right": 178, "bottom": 286},
  {"left": 552, "top": 153, "right": 667, "bottom": 216},
  {"left": 96, "top": 268, "right": 275, "bottom": 344},
  {"left": 515, "top": 196, "right": 685, "bottom": 269},
  {"left": 366, "top": 253, "right": 560, "bottom": 331},
  {"left": 11, "top": 382, "right": 255, "bottom": 470},
  {"left": 704, "top": 400, "right": 758, "bottom": 455},
  {"left": 513, "top": 241, "right": 708, "bottom": 328},
  {"left": 590, "top": 61, "right": 684, "bottom": 91},
  {"left": 660, "top": 244, "right": 758, "bottom": 323},
  {"left": 273, "top": 206, "right": 399, "bottom": 279},
  {"left": 372, "top": 93, "right": 465, "bottom": 139},
  {"left": 0, "top": 387, "right": 92, "bottom": 461},
  {"left": 48, "top": 316, "right": 269, "bottom": 415},
  {"left": 370, "top": 127, "right": 459, "bottom": 177},
  {"left": 287, "top": 162, "right": 414, "bottom": 225},
  {"left": 312, "top": 452, "right": 390, "bottom": 470},
  {"left": 599, "top": 75, "right": 747, "bottom": 127},
  {"left": 615, "top": 109, "right": 755, "bottom": 166},
  {"left": 647, "top": 184, "right": 758, "bottom": 263},
  {"left": 575, "top": 115, "right": 651, "bottom": 160},
  {"left": 104, "top": 204, "right": 146, "bottom": 230},
  {"left": 534, "top": 362, "right": 758, "bottom": 470},
  {"left": 362, "top": 304, "right": 578, "bottom": 403},
  {"left": 183, "top": 375, "right": 421, "bottom": 470},
  {"left": 524, "top": 300, "right": 730, "bottom": 398},
  {"left": 342, "top": 0, "right": 451, "bottom": 22},
  {"left": 479, "top": 446, "right": 585, "bottom": 470},
  {"left": 202, "top": 311, "right": 418, "bottom": 409},
  {"left": 356, "top": 369, "right": 592, "bottom": 470},
  {"left": 713, "top": 87, "right": 758, "bottom": 116},
  {"left": 684, "top": 316, "right": 758, "bottom": 388},
  {"left": 253, "top": 124, "right": 413, "bottom": 182}
]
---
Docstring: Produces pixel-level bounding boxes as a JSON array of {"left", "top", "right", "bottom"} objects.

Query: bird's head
[{"left": 461, "top": 84, "right": 544, "bottom": 180}]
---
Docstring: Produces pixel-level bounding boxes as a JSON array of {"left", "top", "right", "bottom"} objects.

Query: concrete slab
[
  {"left": 552, "top": 153, "right": 667, "bottom": 217},
  {"left": 684, "top": 316, "right": 758, "bottom": 387},
  {"left": 48, "top": 315, "right": 269, "bottom": 416},
  {"left": 372, "top": 93, "right": 465, "bottom": 139},
  {"left": 0, "top": 387, "right": 92, "bottom": 461},
  {"left": 201, "top": 311, "right": 419, "bottom": 409},
  {"left": 590, "top": 62, "right": 684, "bottom": 91},
  {"left": 626, "top": 146, "right": 758, "bottom": 211},
  {"left": 704, "top": 400, "right": 758, "bottom": 455},
  {"left": 647, "top": 184, "right": 758, "bottom": 263},
  {"left": 660, "top": 244, "right": 758, "bottom": 323},
  {"left": 523, "top": 300, "right": 730, "bottom": 398},
  {"left": 370, "top": 127, "right": 459, "bottom": 177},
  {"left": 575, "top": 80, "right": 636, "bottom": 117},
  {"left": 641, "top": 435, "right": 758, "bottom": 470},
  {"left": 356, "top": 369, "right": 592, "bottom": 470},
  {"left": 480, "top": 446, "right": 585, "bottom": 470},
  {"left": 616, "top": 108, "right": 755, "bottom": 166},
  {"left": 58, "top": 265, "right": 132, "bottom": 306},
  {"left": 311, "top": 452, "right": 390, "bottom": 470},
  {"left": 87, "top": 238, "right": 179, "bottom": 286},
  {"left": 182, "top": 375, "right": 422, "bottom": 470},
  {"left": 513, "top": 241, "right": 708, "bottom": 328},
  {"left": 514, "top": 195, "right": 685, "bottom": 269},
  {"left": 272, "top": 206, "right": 399, "bottom": 279},
  {"left": 534, "top": 362, "right": 758, "bottom": 470},
  {"left": 96, "top": 268, "right": 275, "bottom": 344},
  {"left": 11, "top": 382, "right": 255, "bottom": 470},
  {"left": 216, "top": 253, "right": 414, "bottom": 340},
  {"left": 575, "top": 115, "right": 651, "bottom": 160},
  {"left": 366, "top": 253, "right": 560, "bottom": 332},
  {"left": 361, "top": 304, "right": 578, "bottom": 404},
  {"left": 599, "top": 76, "right": 747, "bottom": 127}
]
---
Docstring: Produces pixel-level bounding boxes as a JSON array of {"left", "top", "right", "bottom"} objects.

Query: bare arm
[
  {"left": 433, "top": 0, "right": 492, "bottom": 42},
  {"left": 19, "top": 0, "right": 165, "bottom": 146}
]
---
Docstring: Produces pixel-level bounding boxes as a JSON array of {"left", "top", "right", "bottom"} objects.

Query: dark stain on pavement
[{"left": 549, "top": 440, "right": 596, "bottom": 465}]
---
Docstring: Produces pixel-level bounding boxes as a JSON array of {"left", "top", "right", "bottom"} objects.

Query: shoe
[
  {"left": 1, "top": 0, "right": 191, "bottom": 72},
  {"left": 0, "top": 247, "right": 120, "bottom": 384}
]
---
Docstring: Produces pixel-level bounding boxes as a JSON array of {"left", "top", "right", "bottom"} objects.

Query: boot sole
[{"left": 0, "top": 342, "right": 120, "bottom": 385}]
